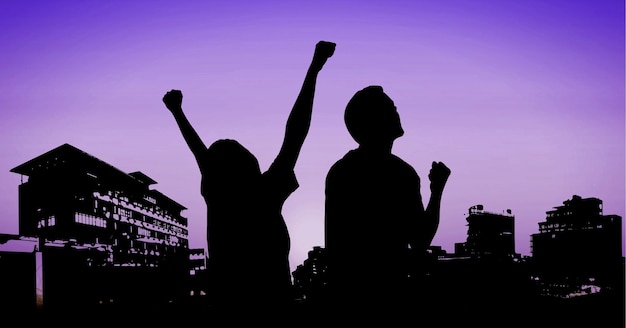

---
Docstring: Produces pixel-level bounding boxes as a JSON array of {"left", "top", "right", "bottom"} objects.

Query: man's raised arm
[{"left": 414, "top": 161, "right": 451, "bottom": 252}]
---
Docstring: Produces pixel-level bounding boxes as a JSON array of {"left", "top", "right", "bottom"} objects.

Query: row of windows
[
  {"left": 539, "top": 224, "right": 606, "bottom": 233},
  {"left": 92, "top": 198, "right": 188, "bottom": 238},
  {"left": 97, "top": 190, "right": 179, "bottom": 222},
  {"left": 96, "top": 198, "right": 187, "bottom": 236},
  {"left": 75, "top": 212, "right": 106, "bottom": 228}
]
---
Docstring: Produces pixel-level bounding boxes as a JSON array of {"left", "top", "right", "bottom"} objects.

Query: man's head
[{"left": 344, "top": 86, "right": 404, "bottom": 146}]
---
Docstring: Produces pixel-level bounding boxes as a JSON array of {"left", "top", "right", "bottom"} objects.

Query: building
[
  {"left": 292, "top": 246, "right": 328, "bottom": 304},
  {"left": 530, "top": 195, "right": 623, "bottom": 298},
  {"left": 455, "top": 204, "right": 517, "bottom": 261},
  {"left": 9, "top": 143, "right": 190, "bottom": 309},
  {"left": 292, "top": 244, "right": 445, "bottom": 306},
  {"left": 437, "top": 205, "right": 529, "bottom": 311},
  {"left": 187, "top": 247, "right": 209, "bottom": 301},
  {"left": 0, "top": 234, "right": 41, "bottom": 311}
]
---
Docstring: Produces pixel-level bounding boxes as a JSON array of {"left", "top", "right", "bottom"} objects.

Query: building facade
[
  {"left": 10, "top": 143, "right": 190, "bottom": 308},
  {"left": 455, "top": 204, "right": 517, "bottom": 261},
  {"left": 292, "top": 246, "right": 328, "bottom": 304},
  {"left": 530, "top": 195, "right": 623, "bottom": 297}
]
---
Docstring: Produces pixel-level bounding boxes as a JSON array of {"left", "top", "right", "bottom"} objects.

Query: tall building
[
  {"left": 292, "top": 246, "right": 328, "bottom": 304},
  {"left": 530, "top": 195, "right": 623, "bottom": 297},
  {"left": 455, "top": 204, "right": 517, "bottom": 261},
  {"left": 10, "top": 143, "right": 190, "bottom": 308},
  {"left": 188, "top": 247, "right": 209, "bottom": 300}
]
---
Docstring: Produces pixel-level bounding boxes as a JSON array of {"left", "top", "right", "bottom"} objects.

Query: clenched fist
[
  {"left": 163, "top": 89, "right": 183, "bottom": 114},
  {"left": 428, "top": 161, "right": 451, "bottom": 194},
  {"left": 311, "top": 41, "right": 336, "bottom": 71}
]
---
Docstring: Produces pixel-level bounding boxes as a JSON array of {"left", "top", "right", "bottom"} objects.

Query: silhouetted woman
[{"left": 162, "top": 41, "right": 335, "bottom": 315}]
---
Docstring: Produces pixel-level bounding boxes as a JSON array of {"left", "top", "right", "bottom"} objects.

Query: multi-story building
[
  {"left": 530, "top": 195, "right": 623, "bottom": 297},
  {"left": 292, "top": 246, "right": 328, "bottom": 304},
  {"left": 187, "top": 247, "right": 209, "bottom": 301},
  {"left": 441, "top": 205, "right": 528, "bottom": 310},
  {"left": 455, "top": 204, "right": 517, "bottom": 261},
  {"left": 9, "top": 143, "right": 190, "bottom": 308}
]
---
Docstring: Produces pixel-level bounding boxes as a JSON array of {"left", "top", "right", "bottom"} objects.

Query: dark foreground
[{"left": 10, "top": 290, "right": 624, "bottom": 328}]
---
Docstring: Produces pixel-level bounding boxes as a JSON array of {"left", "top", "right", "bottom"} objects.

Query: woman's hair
[{"left": 203, "top": 139, "right": 261, "bottom": 194}]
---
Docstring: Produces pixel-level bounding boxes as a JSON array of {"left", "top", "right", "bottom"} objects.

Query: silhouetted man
[
  {"left": 324, "top": 85, "right": 451, "bottom": 317},
  {"left": 162, "top": 41, "right": 335, "bottom": 319}
]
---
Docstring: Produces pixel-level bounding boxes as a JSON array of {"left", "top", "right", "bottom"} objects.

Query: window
[
  {"left": 74, "top": 212, "right": 106, "bottom": 228},
  {"left": 118, "top": 208, "right": 132, "bottom": 218}
]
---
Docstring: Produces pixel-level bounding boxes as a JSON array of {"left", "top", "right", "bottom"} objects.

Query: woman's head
[
  {"left": 203, "top": 139, "right": 261, "bottom": 194},
  {"left": 344, "top": 85, "right": 404, "bottom": 146}
]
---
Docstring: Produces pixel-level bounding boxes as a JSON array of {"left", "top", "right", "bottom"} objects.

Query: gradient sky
[{"left": 1, "top": 0, "right": 624, "bottom": 273}]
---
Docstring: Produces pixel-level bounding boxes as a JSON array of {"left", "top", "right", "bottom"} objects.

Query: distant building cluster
[
  {"left": 293, "top": 199, "right": 624, "bottom": 304},
  {"left": 0, "top": 144, "right": 623, "bottom": 312}
]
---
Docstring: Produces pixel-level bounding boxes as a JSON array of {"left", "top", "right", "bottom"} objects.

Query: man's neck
[{"left": 357, "top": 141, "right": 393, "bottom": 154}]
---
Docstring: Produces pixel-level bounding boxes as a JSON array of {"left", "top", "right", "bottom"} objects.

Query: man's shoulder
[
  {"left": 327, "top": 150, "right": 417, "bottom": 176},
  {"left": 388, "top": 153, "right": 413, "bottom": 167},
  {"left": 331, "top": 149, "right": 358, "bottom": 164},
  {"left": 327, "top": 149, "right": 360, "bottom": 173}
]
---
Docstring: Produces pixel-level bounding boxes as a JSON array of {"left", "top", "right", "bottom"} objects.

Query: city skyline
[{"left": 1, "top": 0, "right": 624, "bottom": 273}]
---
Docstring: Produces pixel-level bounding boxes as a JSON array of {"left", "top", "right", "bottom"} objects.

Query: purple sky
[{"left": 1, "top": 0, "right": 624, "bottom": 272}]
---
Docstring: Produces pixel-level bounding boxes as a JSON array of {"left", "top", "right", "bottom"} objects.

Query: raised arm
[
  {"left": 273, "top": 41, "right": 335, "bottom": 170},
  {"left": 162, "top": 89, "right": 208, "bottom": 172}
]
